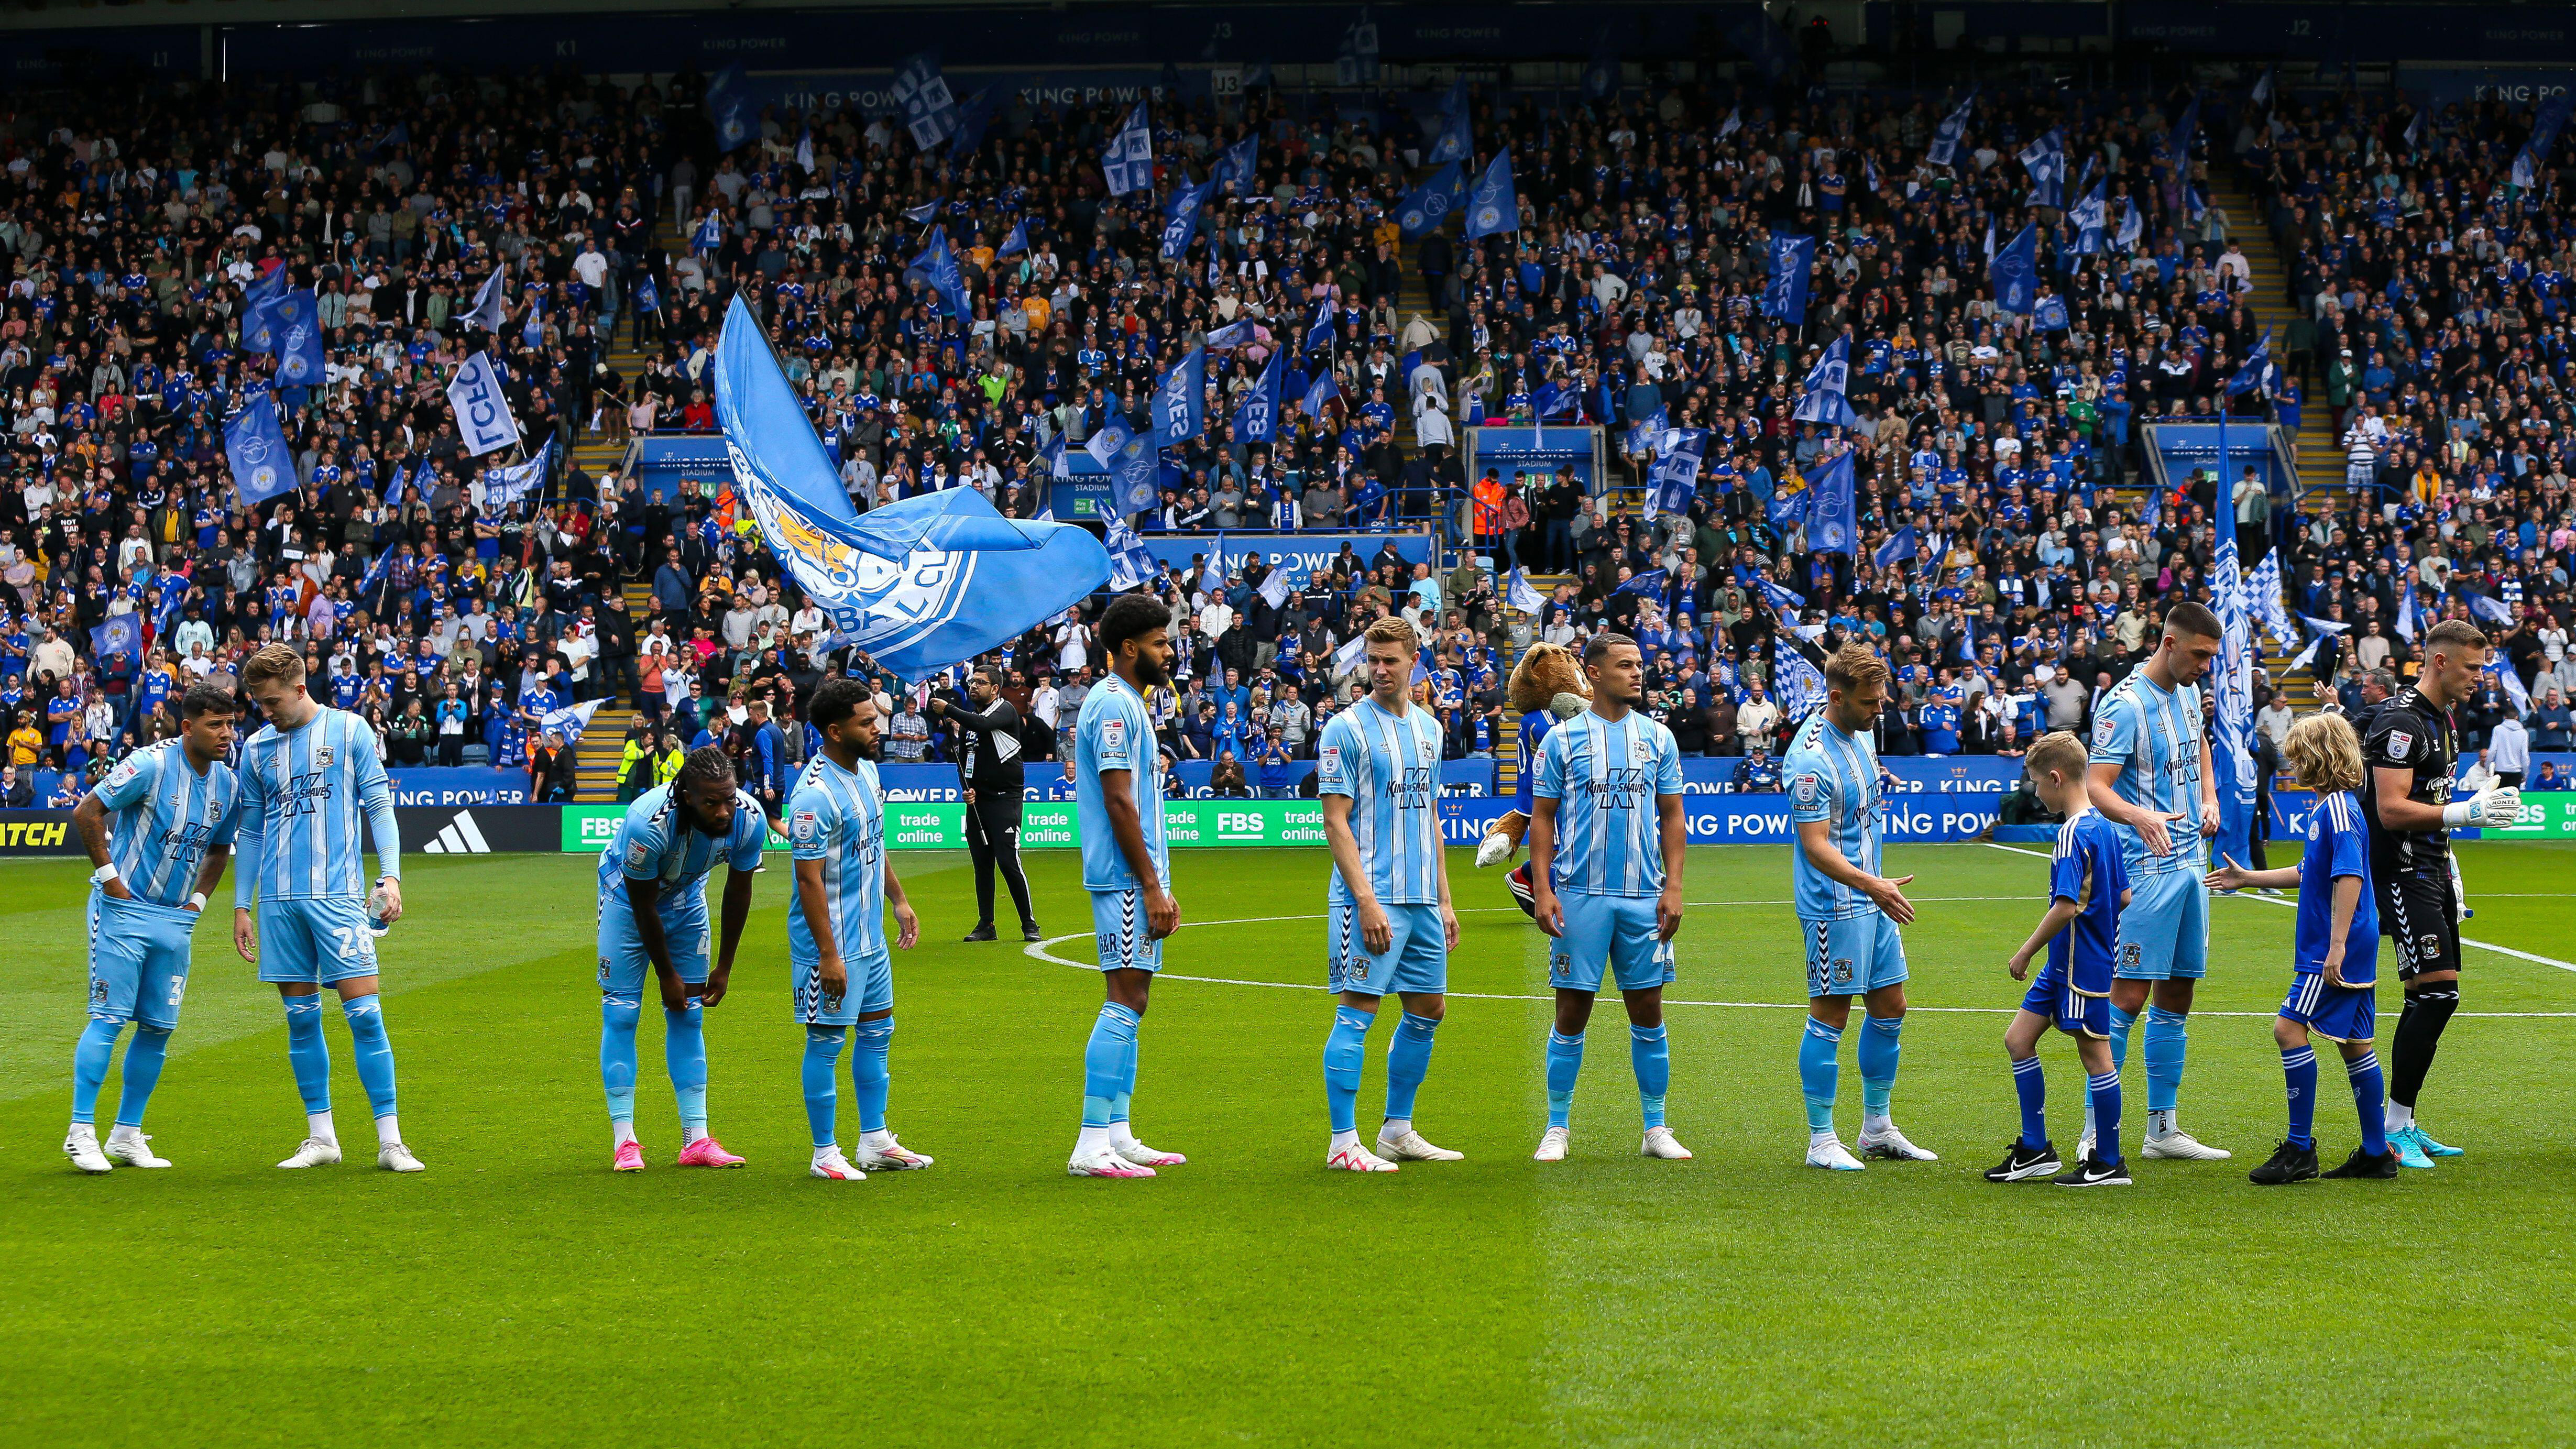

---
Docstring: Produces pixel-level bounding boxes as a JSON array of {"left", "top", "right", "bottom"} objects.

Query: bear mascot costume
[{"left": 1475, "top": 641, "right": 1592, "bottom": 917}]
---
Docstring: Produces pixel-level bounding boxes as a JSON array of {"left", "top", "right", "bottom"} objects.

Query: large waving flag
[
  {"left": 1087, "top": 414, "right": 1161, "bottom": 517},
  {"left": 1104, "top": 516, "right": 1158, "bottom": 592},
  {"left": 482, "top": 437, "right": 554, "bottom": 512},
  {"left": 1989, "top": 224, "right": 2038, "bottom": 315},
  {"left": 1805, "top": 449, "right": 1856, "bottom": 555},
  {"left": 91, "top": 612, "right": 142, "bottom": 664},
  {"left": 1926, "top": 91, "right": 1975, "bottom": 168},
  {"left": 1426, "top": 95, "right": 1473, "bottom": 167},
  {"left": 272, "top": 289, "right": 325, "bottom": 387},
  {"left": 242, "top": 266, "right": 288, "bottom": 354},
  {"left": 706, "top": 65, "right": 756, "bottom": 152},
  {"left": 713, "top": 296, "right": 1104, "bottom": 677},
  {"left": 446, "top": 351, "right": 522, "bottom": 456},
  {"left": 1235, "top": 349, "right": 1285, "bottom": 444},
  {"left": 2018, "top": 129, "right": 2066, "bottom": 208},
  {"left": 2070, "top": 177, "right": 2109, "bottom": 254},
  {"left": 2211, "top": 438, "right": 2256, "bottom": 872},
  {"left": 1160, "top": 180, "right": 1215, "bottom": 260},
  {"left": 1775, "top": 635, "right": 1828, "bottom": 720},
  {"left": 1792, "top": 336, "right": 1859, "bottom": 428},
  {"left": 908, "top": 226, "right": 968, "bottom": 318},
  {"left": 1154, "top": 346, "right": 1207, "bottom": 445},
  {"left": 1101, "top": 102, "right": 1154, "bottom": 196},
  {"left": 997, "top": 218, "right": 1029, "bottom": 257},
  {"left": 224, "top": 390, "right": 297, "bottom": 508},
  {"left": 463, "top": 267, "right": 508, "bottom": 332},
  {"left": 538, "top": 697, "right": 606, "bottom": 748},
  {"left": 1397, "top": 161, "right": 1465, "bottom": 238},
  {"left": 891, "top": 51, "right": 958, "bottom": 149},
  {"left": 1464, "top": 153, "right": 1517, "bottom": 239},
  {"left": 1213, "top": 134, "right": 1259, "bottom": 192},
  {"left": 1764, "top": 234, "right": 1815, "bottom": 324},
  {"left": 1300, "top": 370, "right": 1340, "bottom": 417},
  {"left": 1645, "top": 430, "right": 1707, "bottom": 519}
]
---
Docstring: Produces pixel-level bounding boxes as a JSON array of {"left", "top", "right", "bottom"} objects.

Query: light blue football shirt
[
  {"left": 1076, "top": 672, "right": 1167, "bottom": 893},
  {"left": 596, "top": 781, "right": 769, "bottom": 918},
  {"left": 2087, "top": 666, "right": 2206, "bottom": 875},
  {"left": 1316, "top": 696, "right": 1445, "bottom": 907},
  {"left": 1533, "top": 707, "right": 1684, "bottom": 898},
  {"left": 787, "top": 753, "right": 887, "bottom": 960},
  {"left": 92, "top": 739, "right": 241, "bottom": 907},
  {"left": 232, "top": 706, "right": 398, "bottom": 906},
  {"left": 1783, "top": 710, "right": 1882, "bottom": 921}
]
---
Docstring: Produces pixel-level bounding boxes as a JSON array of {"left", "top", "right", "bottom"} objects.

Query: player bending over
[
  {"left": 2361, "top": 618, "right": 2518, "bottom": 1167},
  {"left": 1316, "top": 618, "right": 1464, "bottom": 1173},
  {"left": 1069, "top": 595, "right": 1190, "bottom": 1178},
  {"left": 231, "top": 644, "right": 419, "bottom": 1172},
  {"left": 1786, "top": 644, "right": 1936, "bottom": 1171},
  {"left": 2212, "top": 712, "right": 2404, "bottom": 1184},
  {"left": 1989, "top": 731, "right": 2131, "bottom": 1187},
  {"left": 1527, "top": 632, "right": 1692, "bottom": 1163},
  {"left": 596, "top": 745, "right": 769, "bottom": 1171},
  {"left": 63, "top": 684, "right": 242, "bottom": 1173},
  {"left": 2083, "top": 602, "right": 2228, "bottom": 1162},
  {"left": 790, "top": 679, "right": 926, "bottom": 1181}
]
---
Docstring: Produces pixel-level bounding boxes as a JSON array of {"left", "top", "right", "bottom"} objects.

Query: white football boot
[
  {"left": 1376, "top": 1127, "right": 1464, "bottom": 1162},
  {"left": 104, "top": 1127, "right": 170, "bottom": 1168},
  {"left": 1533, "top": 1125, "right": 1572, "bottom": 1161},
  {"left": 64, "top": 1126, "right": 113, "bottom": 1174},
  {"left": 278, "top": 1137, "right": 343, "bottom": 1169},
  {"left": 1640, "top": 1126, "right": 1695, "bottom": 1160},
  {"left": 1805, "top": 1136, "right": 1867, "bottom": 1171}
]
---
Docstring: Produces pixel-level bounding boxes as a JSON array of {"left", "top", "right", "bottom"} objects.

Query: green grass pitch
[{"left": 7, "top": 840, "right": 2576, "bottom": 1447}]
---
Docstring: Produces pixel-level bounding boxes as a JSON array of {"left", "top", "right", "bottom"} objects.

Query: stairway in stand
[
  {"left": 2206, "top": 171, "right": 2328, "bottom": 713},
  {"left": 568, "top": 213, "right": 683, "bottom": 803}
]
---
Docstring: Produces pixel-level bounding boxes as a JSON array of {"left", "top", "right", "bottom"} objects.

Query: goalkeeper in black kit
[
  {"left": 930, "top": 665, "right": 1042, "bottom": 943},
  {"left": 2359, "top": 619, "right": 2522, "bottom": 1169}
]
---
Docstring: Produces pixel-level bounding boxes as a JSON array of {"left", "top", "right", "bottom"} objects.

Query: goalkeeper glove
[{"left": 2442, "top": 785, "right": 2521, "bottom": 829}]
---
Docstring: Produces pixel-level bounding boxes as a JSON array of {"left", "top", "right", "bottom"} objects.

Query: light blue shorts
[
  {"left": 1803, "top": 912, "right": 1909, "bottom": 999},
  {"left": 256, "top": 896, "right": 379, "bottom": 986},
  {"left": 791, "top": 947, "right": 892, "bottom": 1025},
  {"left": 1549, "top": 894, "right": 1675, "bottom": 994},
  {"left": 596, "top": 894, "right": 711, "bottom": 996},
  {"left": 1091, "top": 889, "right": 1165, "bottom": 974},
  {"left": 2115, "top": 869, "right": 2209, "bottom": 981},
  {"left": 1327, "top": 899, "right": 1448, "bottom": 997},
  {"left": 87, "top": 888, "right": 201, "bottom": 1030}
]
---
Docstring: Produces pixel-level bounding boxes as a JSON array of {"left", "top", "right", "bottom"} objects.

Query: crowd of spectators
[{"left": 4, "top": 56, "right": 2575, "bottom": 814}]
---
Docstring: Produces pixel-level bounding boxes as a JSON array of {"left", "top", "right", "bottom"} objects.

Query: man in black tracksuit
[{"left": 930, "top": 666, "right": 1040, "bottom": 942}]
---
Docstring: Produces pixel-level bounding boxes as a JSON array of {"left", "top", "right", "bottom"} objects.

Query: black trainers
[
  {"left": 1022, "top": 923, "right": 1044, "bottom": 942},
  {"left": 2055, "top": 1153, "right": 2132, "bottom": 1187},
  {"left": 1985, "top": 1138, "right": 2063, "bottom": 1182},
  {"left": 2249, "top": 1139, "right": 2320, "bottom": 1185},
  {"left": 2321, "top": 1146, "right": 2401, "bottom": 1179},
  {"left": 961, "top": 924, "right": 998, "bottom": 943}
]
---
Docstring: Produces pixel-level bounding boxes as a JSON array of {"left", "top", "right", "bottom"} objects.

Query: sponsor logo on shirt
[
  {"left": 793, "top": 810, "right": 819, "bottom": 843},
  {"left": 1792, "top": 772, "right": 1820, "bottom": 807},
  {"left": 624, "top": 840, "right": 649, "bottom": 871},
  {"left": 2387, "top": 730, "right": 2415, "bottom": 758}
]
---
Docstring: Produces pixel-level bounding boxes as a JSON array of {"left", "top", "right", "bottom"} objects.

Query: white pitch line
[
  {"left": 1984, "top": 841, "right": 2576, "bottom": 974},
  {"left": 1021, "top": 914, "right": 2576, "bottom": 1018}
]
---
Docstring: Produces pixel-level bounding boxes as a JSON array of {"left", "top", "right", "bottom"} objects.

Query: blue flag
[
  {"left": 1582, "top": 25, "right": 1621, "bottom": 101},
  {"left": 242, "top": 266, "right": 288, "bottom": 354},
  {"left": 908, "top": 227, "right": 968, "bottom": 319},
  {"left": 947, "top": 86, "right": 996, "bottom": 156},
  {"left": 1087, "top": 415, "right": 1162, "bottom": 517},
  {"left": 2070, "top": 177, "right": 2109, "bottom": 254},
  {"left": 1926, "top": 90, "right": 1976, "bottom": 168},
  {"left": 1397, "top": 161, "right": 1465, "bottom": 238},
  {"left": 1159, "top": 181, "right": 1214, "bottom": 261},
  {"left": 1300, "top": 371, "right": 1340, "bottom": 416},
  {"left": 1646, "top": 430, "right": 1707, "bottom": 519},
  {"left": 1764, "top": 234, "right": 1815, "bottom": 324},
  {"left": 2211, "top": 415, "right": 2256, "bottom": 872},
  {"left": 706, "top": 65, "right": 756, "bottom": 152},
  {"left": 1105, "top": 518, "right": 1159, "bottom": 592},
  {"left": 1775, "top": 635, "right": 1828, "bottom": 720},
  {"left": 1101, "top": 102, "right": 1154, "bottom": 196},
  {"left": 1989, "top": 224, "right": 2038, "bottom": 315},
  {"left": 224, "top": 389, "right": 297, "bottom": 509},
  {"left": 1154, "top": 346, "right": 1207, "bottom": 445},
  {"left": 1426, "top": 96, "right": 1473, "bottom": 167},
  {"left": 1625, "top": 406, "right": 1669, "bottom": 456},
  {"left": 1464, "top": 153, "right": 1517, "bottom": 239},
  {"left": 1873, "top": 525, "right": 1919, "bottom": 570},
  {"left": 1303, "top": 301, "right": 1336, "bottom": 357},
  {"left": 712, "top": 295, "right": 1105, "bottom": 677},
  {"left": 1792, "top": 335, "right": 1858, "bottom": 427},
  {"left": 483, "top": 437, "right": 554, "bottom": 512},
  {"left": 91, "top": 612, "right": 141, "bottom": 664},
  {"left": 272, "top": 290, "right": 325, "bottom": 388},
  {"left": 891, "top": 51, "right": 958, "bottom": 149},
  {"left": 463, "top": 267, "right": 508, "bottom": 332},
  {"left": 1805, "top": 451, "right": 1856, "bottom": 555},
  {"left": 634, "top": 275, "right": 660, "bottom": 314},
  {"left": 1235, "top": 349, "right": 1285, "bottom": 444},
  {"left": 2163, "top": 93, "right": 2201, "bottom": 169},
  {"left": 1212, "top": 134, "right": 1259, "bottom": 192},
  {"left": 997, "top": 218, "right": 1029, "bottom": 257},
  {"left": 2227, "top": 327, "right": 2274, "bottom": 398},
  {"left": 694, "top": 207, "right": 724, "bottom": 251},
  {"left": 1766, "top": 472, "right": 1809, "bottom": 534},
  {"left": 2018, "top": 130, "right": 2066, "bottom": 208},
  {"left": 1756, "top": 576, "right": 1806, "bottom": 613},
  {"left": 1616, "top": 568, "right": 1669, "bottom": 599},
  {"left": 2033, "top": 294, "right": 2070, "bottom": 332}
]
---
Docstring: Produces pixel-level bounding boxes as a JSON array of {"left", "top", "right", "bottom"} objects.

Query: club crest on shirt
[
  {"left": 1792, "top": 772, "right": 1820, "bottom": 806},
  {"left": 1631, "top": 735, "right": 1653, "bottom": 764},
  {"left": 2387, "top": 730, "right": 2414, "bottom": 758},
  {"left": 314, "top": 744, "right": 335, "bottom": 768}
]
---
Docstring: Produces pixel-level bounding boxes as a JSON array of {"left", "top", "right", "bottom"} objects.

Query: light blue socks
[
  {"left": 341, "top": 993, "right": 398, "bottom": 1121},
  {"left": 71, "top": 1018, "right": 122, "bottom": 1125},
  {"left": 1630, "top": 1023, "right": 1669, "bottom": 1130},
  {"left": 851, "top": 1016, "right": 893, "bottom": 1136},
  {"left": 1857, "top": 1013, "right": 1904, "bottom": 1122},
  {"left": 664, "top": 1000, "right": 708, "bottom": 1141},
  {"left": 283, "top": 995, "right": 332, "bottom": 1113},
  {"left": 1385, "top": 1012, "right": 1439, "bottom": 1123},
  {"left": 600, "top": 996, "right": 642, "bottom": 1125},
  {"left": 1799, "top": 1017, "right": 1842, "bottom": 1133},
  {"left": 1545, "top": 1030, "right": 1585, "bottom": 1127},
  {"left": 1084, "top": 1002, "right": 1140, "bottom": 1128},
  {"left": 1323, "top": 1007, "right": 1371, "bottom": 1134},
  {"left": 803, "top": 1026, "right": 846, "bottom": 1147}
]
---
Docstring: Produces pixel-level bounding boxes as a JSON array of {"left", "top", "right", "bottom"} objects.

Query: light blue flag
[
  {"left": 1300, "top": 370, "right": 1340, "bottom": 415},
  {"left": 1104, "top": 516, "right": 1158, "bottom": 592},
  {"left": 1397, "top": 161, "right": 1465, "bottom": 238},
  {"left": 997, "top": 218, "right": 1029, "bottom": 257},
  {"left": 1873, "top": 525, "right": 1918, "bottom": 570},
  {"left": 1102, "top": 102, "right": 1154, "bottom": 196},
  {"left": 694, "top": 207, "right": 724, "bottom": 251},
  {"left": 908, "top": 227, "right": 968, "bottom": 319},
  {"left": 1989, "top": 224, "right": 2038, "bottom": 315},
  {"left": 1213, "top": 134, "right": 1259, "bottom": 192},
  {"left": 446, "top": 350, "right": 521, "bottom": 456},
  {"left": 891, "top": 51, "right": 957, "bottom": 149},
  {"left": 91, "top": 612, "right": 141, "bottom": 664},
  {"left": 902, "top": 201, "right": 937, "bottom": 226},
  {"left": 1160, "top": 180, "right": 1214, "bottom": 260},
  {"left": 714, "top": 296, "right": 1104, "bottom": 676},
  {"left": 483, "top": 437, "right": 554, "bottom": 512},
  {"left": 1235, "top": 348, "right": 1285, "bottom": 444},
  {"left": 1926, "top": 90, "right": 1975, "bottom": 168},
  {"left": 1506, "top": 568, "right": 1545, "bottom": 616},
  {"left": 1646, "top": 430, "right": 1707, "bottom": 519},
  {"left": 2019, "top": 129, "right": 2066, "bottom": 208},
  {"left": 706, "top": 65, "right": 755, "bottom": 152},
  {"left": 947, "top": 87, "right": 997, "bottom": 156},
  {"left": 1154, "top": 346, "right": 1207, "bottom": 445},
  {"left": 795, "top": 128, "right": 815, "bottom": 174},
  {"left": 1755, "top": 576, "right": 1806, "bottom": 612},
  {"left": 273, "top": 290, "right": 325, "bottom": 388},
  {"left": 1464, "top": 153, "right": 1517, "bottom": 239},
  {"left": 463, "top": 267, "right": 507, "bottom": 332},
  {"left": 2397, "top": 580, "right": 2419, "bottom": 642},
  {"left": 1087, "top": 415, "right": 1161, "bottom": 517},
  {"left": 1792, "top": 335, "right": 1858, "bottom": 427},
  {"left": 1303, "top": 300, "right": 1335, "bottom": 356},
  {"left": 1764, "top": 234, "right": 1815, "bottom": 324},
  {"left": 1775, "top": 635, "right": 1827, "bottom": 720},
  {"left": 242, "top": 266, "right": 288, "bottom": 354},
  {"left": 2468, "top": 591, "right": 2515, "bottom": 629},
  {"left": 539, "top": 698, "right": 605, "bottom": 748},
  {"left": 1806, "top": 450, "right": 1856, "bottom": 555},
  {"left": 224, "top": 390, "right": 297, "bottom": 508},
  {"left": 2070, "top": 177, "right": 2109, "bottom": 254},
  {"left": 1625, "top": 405, "right": 1669, "bottom": 456},
  {"left": 2115, "top": 197, "right": 2144, "bottom": 252}
]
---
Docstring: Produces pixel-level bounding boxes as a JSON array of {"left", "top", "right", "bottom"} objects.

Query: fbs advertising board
[{"left": 558, "top": 801, "right": 1328, "bottom": 851}]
